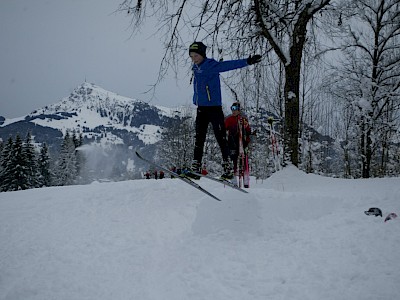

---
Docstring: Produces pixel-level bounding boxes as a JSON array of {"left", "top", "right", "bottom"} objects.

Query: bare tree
[
  {"left": 157, "top": 106, "right": 195, "bottom": 168},
  {"left": 118, "top": 0, "right": 332, "bottom": 167},
  {"left": 328, "top": 0, "right": 400, "bottom": 178},
  {"left": 253, "top": 0, "right": 331, "bottom": 166}
]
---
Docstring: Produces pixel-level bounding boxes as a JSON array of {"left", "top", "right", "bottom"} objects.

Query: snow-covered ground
[{"left": 1, "top": 166, "right": 399, "bottom": 300}]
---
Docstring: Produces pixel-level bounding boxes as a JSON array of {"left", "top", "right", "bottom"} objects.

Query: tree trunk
[
  {"left": 284, "top": 67, "right": 300, "bottom": 166},
  {"left": 282, "top": 7, "right": 310, "bottom": 166},
  {"left": 360, "top": 117, "right": 372, "bottom": 179}
]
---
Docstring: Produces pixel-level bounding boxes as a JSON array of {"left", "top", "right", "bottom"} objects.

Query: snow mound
[{"left": 0, "top": 167, "right": 399, "bottom": 300}]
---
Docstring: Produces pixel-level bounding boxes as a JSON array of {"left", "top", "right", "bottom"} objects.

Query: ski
[
  {"left": 135, "top": 151, "right": 222, "bottom": 201},
  {"left": 191, "top": 171, "right": 249, "bottom": 194}
]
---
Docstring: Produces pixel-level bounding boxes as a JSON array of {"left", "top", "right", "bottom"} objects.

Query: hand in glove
[{"left": 247, "top": 54, "right": 262, "bottom": 65}]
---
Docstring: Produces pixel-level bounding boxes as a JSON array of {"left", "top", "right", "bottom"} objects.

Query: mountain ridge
[
  {"left": 0, "top": 82, "right": 184, "bottom": 180},
  {"left": 1, "top": 82, "right": 183, "bottom": 141}
]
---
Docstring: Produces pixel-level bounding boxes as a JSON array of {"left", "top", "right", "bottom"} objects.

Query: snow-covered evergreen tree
[
  {"left": 54, "top": 131, "right": 78, "bottom": 186},
  {"left": 72, "top": 131, "right": 85, "bottom": 183},
  {"left": 0, "top": 138, "right": 14, "bottom": 192},
  {"left": 0, "top": 140, "right": 3, "bottom": 187},
  {"left": 4, "top": 135, "right": 29, "bottom": 191},
  {"left": 37, "top": 143, "right": 51, "bottom": 187},
  {"left": 23, "top": 132, "right": 39, "bottom": 188}
]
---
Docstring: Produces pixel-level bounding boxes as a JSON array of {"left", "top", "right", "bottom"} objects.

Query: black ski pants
[{"left": 193, "top": 106, "right": 230, "bottom": 164}]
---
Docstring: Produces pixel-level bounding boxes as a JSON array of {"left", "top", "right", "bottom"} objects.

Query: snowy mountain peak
[
  {"left": 31, "top": 82, "right": 141, "bottom": 117},
  {"left": 1, "top": 82, "right": 183, "bottom": 156},
  {"left": 68, "top": 82, "right": 135, "bottom": 105},
  {"left": 15, "top": 82, "right": 181, "bottom": 138}
]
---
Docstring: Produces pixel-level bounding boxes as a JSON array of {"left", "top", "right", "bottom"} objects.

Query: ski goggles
[{"left": 231, "top": 105, "right": 240, "bottom": 111}]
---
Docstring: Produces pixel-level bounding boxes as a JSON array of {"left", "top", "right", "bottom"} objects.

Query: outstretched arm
[{"left": 213, "top": 54, "right": 262, "bottom": 73}]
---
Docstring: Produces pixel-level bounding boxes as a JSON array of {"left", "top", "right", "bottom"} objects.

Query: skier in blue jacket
[{"left": 187, "top": 41, "right": 261, "bottom": 180}]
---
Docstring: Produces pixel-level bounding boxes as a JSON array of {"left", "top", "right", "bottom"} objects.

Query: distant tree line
[
  {"left": 157, "top": 101, "right": 399, "bottom": 179},
  {"left": 0, "top": 131, "right": 83, "bottom": 192}
]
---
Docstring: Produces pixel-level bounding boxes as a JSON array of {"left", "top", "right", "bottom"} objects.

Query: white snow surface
[{"left": 1, "top": 166, "right": 399, "bottom": 300}]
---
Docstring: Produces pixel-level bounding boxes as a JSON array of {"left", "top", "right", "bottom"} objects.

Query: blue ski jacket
[{"left": 191, "top": 58, "right": 248, "bottom": 107}]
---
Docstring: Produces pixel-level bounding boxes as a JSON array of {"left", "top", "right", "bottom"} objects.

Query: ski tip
[{"left": 210, "top": 196, "right": 222, "bottom": 201}]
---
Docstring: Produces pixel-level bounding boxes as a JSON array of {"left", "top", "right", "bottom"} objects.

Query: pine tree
[
  {"left": 0, "top": 138, "right": 14, "bottom": 192},
  {"left": 37, "top": 143, "right": 51, "bottom": 187},
  {"left": 55, "top": 131, "right": 78, "bottom": 186},
  {"left": 23, "top": 132, "right": 39, "bottom": 188},
  {"left": 72, "top": 131, "right": 85, "bottom": 182},
  {"left": 0, "top": 140, "right": 4, "bottom": 188},
  {"left": 4, "top": 135, "right": 29, "bottom": 191}
]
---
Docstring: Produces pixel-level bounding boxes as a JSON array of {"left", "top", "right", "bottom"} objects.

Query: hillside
[
  {"left": 1, "top": 167, "right": 399, "bottom": 300},
  {"left": 0, "top": 83, "right": 184, "bottom": 179},
  {"left": 0, "top": 82, "right": 181, "bottom": 147}
]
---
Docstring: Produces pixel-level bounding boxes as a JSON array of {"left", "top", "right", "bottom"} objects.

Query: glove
[{"left": 247, "top": 54, "right": 262, "bottom": 65}]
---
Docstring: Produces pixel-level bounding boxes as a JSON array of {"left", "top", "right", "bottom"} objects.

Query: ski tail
[{"left": 243, "top": 154, "right": 250, "bottom": 188}]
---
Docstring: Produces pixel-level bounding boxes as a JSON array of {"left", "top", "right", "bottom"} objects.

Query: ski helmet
[{"left": 231, "top": 102, "right": 240, "bottom": 111}]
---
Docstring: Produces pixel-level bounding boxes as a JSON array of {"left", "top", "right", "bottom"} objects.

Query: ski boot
[
  {"left": 220, "top": 160, "right": 234, "bottom": 180},
  {"left": 183, "top": 160, "right": 201, "bottom": 180}
]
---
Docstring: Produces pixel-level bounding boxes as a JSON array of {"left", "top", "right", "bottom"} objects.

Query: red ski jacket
[{"left": 225, "top": 114, "right": 251, "bottom": 149}]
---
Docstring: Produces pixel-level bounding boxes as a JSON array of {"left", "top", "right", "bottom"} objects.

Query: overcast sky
[{"left": 0, "top": 0, "right": 193, "bottom": 118}]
